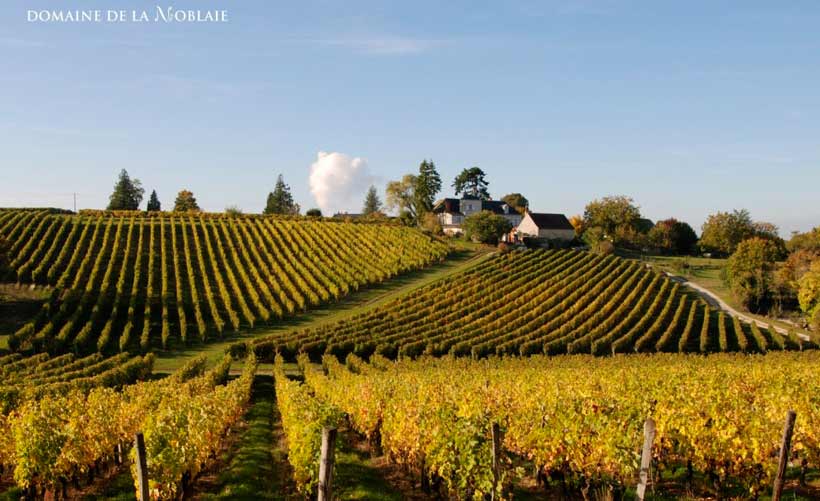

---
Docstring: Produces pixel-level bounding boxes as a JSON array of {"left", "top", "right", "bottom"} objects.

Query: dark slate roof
[
  {"left": 483, "top": 200, "right": 517, "bottom": 216},
  {"left": 434, "top": 198, "right": 521, "bottom": 217},
  {"left": 527, "top": 212, "right": 574, "bottom": 230},
  {"left": 433, "top": 198, "right": 462, "bottom": 215}
]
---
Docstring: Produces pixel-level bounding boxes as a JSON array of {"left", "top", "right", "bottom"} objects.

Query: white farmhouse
[
  {"left": 516, "top": 212, "right": 575, "bottom": 241},
  {"left": 432, "top": 196, "right": 523, "bottom": 235}
]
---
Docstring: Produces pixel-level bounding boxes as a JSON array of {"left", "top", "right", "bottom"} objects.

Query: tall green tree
[
  {"left": 774, "top": 249, "right": 820, "bottom": 312},
  {"left": 173, "top": 190, "right": 200, "bottom": 212},
  {"left": 385, "top": 174, "right": 418, "bottom": 222},
  {"left": 146, "top": 190, "right": 161, "bottom": 212},
  {"left": 107, "top": 169, "right": 144, "bottom": 210},
  {"left": 582, "top": 195, "right": 641, "bottom": 246},
  {"left": 452, "top": 167, "right": 490, "bottom": 200},
  {"left": 264, "top": 174, "right": 299, "bottom": 215},
  {"left": 798, "top": 260, "right": 820, "bottom": 330},
  {"left": 699, "top": 210, "right": 786, "bottom": 257},
  {"left": 724, "top": 237, "right": 779, "bottom": 312},
  {"left": 501, "top": 193, "right": 529, "bottom": 214},
  {"left": 414, "top": 160, "right": 442, "bottom": 214},
  {"left": 362, "top": 185, "right": 383, "bottom": 215},
  {"left": 699, "top": 210, "right": 754, "bottom": 256},
  {"left": 648, "top": 218, "right": 698, "bottom": 255}
]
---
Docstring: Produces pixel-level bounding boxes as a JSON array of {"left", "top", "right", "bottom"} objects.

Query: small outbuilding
[{"left": 516, "top": 212, "right": 575, "bottom": 241}]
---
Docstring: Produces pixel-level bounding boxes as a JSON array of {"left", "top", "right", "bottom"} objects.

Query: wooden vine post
[
  {"left": 491, "top": 422, "right": 503, "bottom": 501},
  {"left": 772, "top": 410, "right": 797, "bottom": 501},
  {"left": 636, "top": 418, "right": 656, "bottom": 501},
  {"left": 134, "top": 432, "right": 150, "bottom": 501},
  {"left": 318, "top": 427, "right": 338, "bottom": 501}
]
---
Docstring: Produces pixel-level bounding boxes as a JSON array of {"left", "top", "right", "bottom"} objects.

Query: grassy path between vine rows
[
  {"left": 194, "top": 374, "right": 405, "bottom": 500},
  {"left": 152, "top": 247, "right": 490, "bottom": 373},
  {"left": 194, "top": 374, "right": 291, "bottom": 500}
]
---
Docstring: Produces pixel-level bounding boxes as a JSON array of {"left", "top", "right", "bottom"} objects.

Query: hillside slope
[
  {"left": 238, "top": 249, "right": 810, "bottom": 360},
  {"left": 0, "top": 209, "right": 448, "bottom": 353}
]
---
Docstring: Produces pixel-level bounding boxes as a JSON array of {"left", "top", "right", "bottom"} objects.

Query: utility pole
[{"left": 73, "top": 192, "right": 76, "bottom": 213}]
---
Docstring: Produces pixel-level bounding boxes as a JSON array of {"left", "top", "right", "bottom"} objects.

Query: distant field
[
  {"left": 0, "top": 209, "right": 448, "bottom": 355},
  {"left": 237, "top": 249, "right": 811, "bottom": 361}
]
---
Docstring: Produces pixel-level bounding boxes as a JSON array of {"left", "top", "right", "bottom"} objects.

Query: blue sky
[{"left": 1, "top": 1, "right": 818, "bottom": 235}]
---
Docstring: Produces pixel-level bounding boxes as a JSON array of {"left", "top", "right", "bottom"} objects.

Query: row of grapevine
[
  {"left": 1, "top": 210, "right": 447, "bottom": 354},
  {"left": 0, "top": 352, "right": 155, "bottom": 413},
  {"left": 273, "top": 356, "right": 341, "bottom": 496},
  {"left": 0, "top": 352, "right": 255, "bottom": 500},
  {"left": 136, "top": 352, "right": 256, "bottom": 499},
  {"left": 299, "top": 352, "right": 820, "bottom": 499},
  {"left": 237, "top": 249, "right": 810, "bottom": 361}
]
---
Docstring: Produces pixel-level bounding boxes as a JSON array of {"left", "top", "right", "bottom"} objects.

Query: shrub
[
  {"left": 462, "top": 210, "right": 513, "bottom": 245},
  {"left": 724, "top": 237, "right": 779, "bottom": 312}
]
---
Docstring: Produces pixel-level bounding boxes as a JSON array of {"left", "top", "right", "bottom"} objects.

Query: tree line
[
  {"left": 105, "top": 169, "right": 390, "bottom": 219},
  {"left": 107, "top": 169, "right": 204, "bottom": 213}
]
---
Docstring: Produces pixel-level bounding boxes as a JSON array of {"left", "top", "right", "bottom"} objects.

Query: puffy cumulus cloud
[{"left": 309, "top": 151, "right": 374, "bottom": 215}]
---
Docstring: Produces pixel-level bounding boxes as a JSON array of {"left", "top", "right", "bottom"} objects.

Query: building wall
[
  {"left": 503, "top": 214, "right": 523, "bottom": 227},
  {"left": 437, "top": 213, "right": 464, "bottom": 226},
  {"left": 461, "top": 200, "right": 480, "bottom": 216},
  {"left": 516, "top": 214, "right": 574, "bottom": 241},
  {"left": 516, "top": 214, "right": 540, "bottom": 236},
  {"left": 537, "top": 228, "right": 576, "bottom": 240}
]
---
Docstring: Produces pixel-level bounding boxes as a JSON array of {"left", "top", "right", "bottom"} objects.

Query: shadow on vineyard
[{"left": 0, "top": 284, "right": 47, "bottom": 342}]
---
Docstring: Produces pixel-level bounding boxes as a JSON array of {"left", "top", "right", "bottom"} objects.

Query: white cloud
[{"left": 308, "top": 151, "right": 375, "bottom": 215}]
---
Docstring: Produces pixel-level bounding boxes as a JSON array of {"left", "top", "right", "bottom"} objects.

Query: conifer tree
[
  {"left": 146, "top": 190, "right": 161, "bottom": 211},
  {"left": 452, "top": 167, "right": 490, "bottom": 200},
  {"left": 414, "top": 159, "right": 442, "bottom": 215},
  {"left": 107, "top": 169, "right": 144, "bottom": 210},
  {"left": 264, "top": 174, "right": 299, "bottom": 215},
  {"left": 362, "top": 185, "right": 383, "bottom": 215}
]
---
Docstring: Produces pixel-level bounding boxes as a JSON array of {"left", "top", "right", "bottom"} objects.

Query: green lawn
[{"left": 152, "top": 248, "right": 488, "bottom": 372}]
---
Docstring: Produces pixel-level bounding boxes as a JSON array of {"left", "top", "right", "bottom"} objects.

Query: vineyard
[
  {"left": 237, "top": 249, "right": 811, "bottom": 361},
  {"left": 0, "top": 209, "right": 448, "bottom": 354},
  {"left": 2, "top": 207, "right": 818, "bottom": 499},
  {"left": 0, "top": 349, "right": 256, "bottom": 499},
  {"left": 276, "top": 352, "right": 820, "bottom": 499}
]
